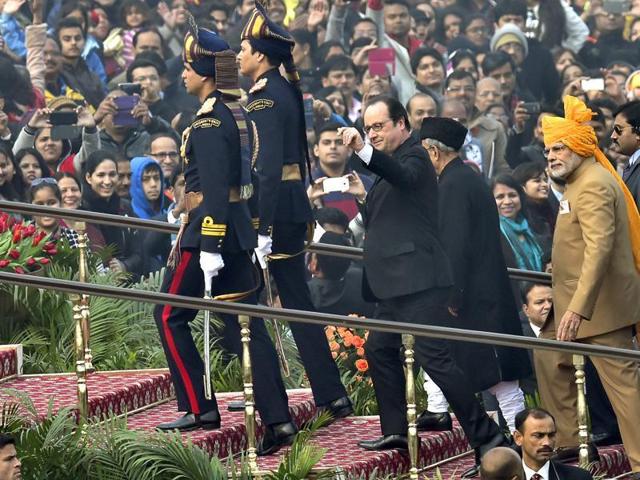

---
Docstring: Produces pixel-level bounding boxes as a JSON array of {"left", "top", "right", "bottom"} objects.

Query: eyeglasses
[
  {"left": 364, "top": 119, "right": 392, "bottom": 134},
  {"left": 543, "top": 144, "right": 568, "bottom": 158},
  {"left": 152, "top": 151, "right": 179, "bottom": 160},
  {"left": 613, "top": 124, "right": 634, "bottom": 135},
  {"left": 31, "top": 177, "right": 58, "bottom": 187}
]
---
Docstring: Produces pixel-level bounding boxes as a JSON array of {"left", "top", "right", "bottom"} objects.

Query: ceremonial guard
[
  {"left": 153, "top": 18, "right": 296, "bottom": 456},
  {"left": 237, "top": 1, "right": 352, "bottom": 421}
]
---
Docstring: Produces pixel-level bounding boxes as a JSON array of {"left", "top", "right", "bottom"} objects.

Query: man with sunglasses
[
  {"left": 339, "top": 97, "right": 510, "bottom": 459},
  {"left": 611, "top": 101, "right": 640, "bottom": 208}
]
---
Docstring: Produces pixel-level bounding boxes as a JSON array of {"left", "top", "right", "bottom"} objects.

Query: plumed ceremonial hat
[
  {"left": 420, "top": 117, "right": 468, "bottom": 150},
  {"left": 183, "top": 13, "right": 241, "bottom": 97},
  {"left": 241, "top": 0, "right": 300, "bottom": 83}
]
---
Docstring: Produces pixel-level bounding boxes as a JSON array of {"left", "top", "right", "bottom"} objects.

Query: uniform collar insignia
[
  {"left": 249, "top": 78, "right": 268, "bottom": 94},
  {"left": 197, "top": 97, "right": 217, "bottom": 116}
]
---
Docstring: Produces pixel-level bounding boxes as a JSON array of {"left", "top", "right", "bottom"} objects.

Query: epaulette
[
  {"left": 196, "top": 97, "right": 217, "bottom": 116},
  {"left": 249, "top": 78, "right": 268, "bottom": 94}
]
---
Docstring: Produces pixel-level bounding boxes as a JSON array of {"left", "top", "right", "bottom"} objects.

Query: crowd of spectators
[{"left": 0, "top": 0, "right": 639, "bottom": 429}]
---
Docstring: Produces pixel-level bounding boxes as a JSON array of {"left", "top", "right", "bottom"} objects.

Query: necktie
[{"left": 531, "top": 473, "right": 543, "bottom": 480}]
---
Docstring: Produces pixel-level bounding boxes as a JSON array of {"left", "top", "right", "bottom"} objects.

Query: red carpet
[{"left": 0, "top": 344, "right": 632, "bottom": 478}]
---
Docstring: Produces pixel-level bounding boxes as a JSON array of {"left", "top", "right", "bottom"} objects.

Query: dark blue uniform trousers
[
  {"left": 154, "top": 248, "right": 291, "bottom": 426},
  {"left": 270, "top": 221, "right": 347, "bottom": 406}
]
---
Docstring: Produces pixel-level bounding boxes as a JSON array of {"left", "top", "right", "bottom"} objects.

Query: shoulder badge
[
  {"left": 196, "top": 97, "right": 217, "bottom": 116},
  {"left": 249, "top": 78, "right": 268, "bottom": 94},
  {"left": 193, "top": 118, "right": 221, "bottom": 129},
  {"left": 246, "top": 99, "right": 275, "bottom": 112}
]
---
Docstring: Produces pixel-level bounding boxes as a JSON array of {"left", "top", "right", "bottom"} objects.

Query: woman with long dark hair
[
  {"left": 527, "top": 0, "right": 589, "bottom": 53},
  {"left": 81, "top": 150, "right": 140, "bottom": 275},
  {"left": 0, "top": 145, "right": 26, "bottom": 202}
]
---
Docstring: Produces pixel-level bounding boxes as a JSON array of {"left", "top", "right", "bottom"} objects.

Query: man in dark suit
[
  {"left": 611, "top": 101, "right": 640, "bottom": 208},
  {"left": 339, "top": 97, "right": 509, "bottom": 454},
  {"left": 514, "top": 408, "right": 593, "bottom": 480}
]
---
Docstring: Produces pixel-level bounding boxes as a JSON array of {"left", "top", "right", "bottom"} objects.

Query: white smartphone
[
  {"left": 581, "top": 78, "right": 605, "bottom": 92},
  {"left": 323, "top": 176, "right": 350, "bottom": 193}
]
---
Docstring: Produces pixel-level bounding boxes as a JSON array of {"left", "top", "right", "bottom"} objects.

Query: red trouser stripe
[{"left": 161, "top": 251, "right": 200, "bottom": 414}]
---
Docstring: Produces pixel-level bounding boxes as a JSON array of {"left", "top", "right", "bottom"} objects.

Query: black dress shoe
[
  {"left": 317, "top": 396, "right": 354, "bottom": 420},
  {"left": 227, "top": 400, "right": 245, "bottom": 412},
  {"left": 591, "top": 432, "right": 622, "bottom": 447},
  {"left": 477, "top": 432, "right": 510, "bottom": 459},
  {"left": 358, "top": 435, "right": 409, "bottom": 451},
  {"left": 460, "top": 463, "right": 480, "bottom": 478},
  {"left": 551, "top": 444, "right": 599, "bottom": 463},
  {"left": 157, "top": 410, "right": 221, "bottom": 432},
  {"left": 257, "top": 421, "right": 298, "bottom": 456},
  {"left": 416, "top": 411, "right": 453, "bottom": 432}
]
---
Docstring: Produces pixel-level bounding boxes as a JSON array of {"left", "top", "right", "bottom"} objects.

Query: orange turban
[{"left": 542, "top": 95, "right": 640, "bottom": 273}]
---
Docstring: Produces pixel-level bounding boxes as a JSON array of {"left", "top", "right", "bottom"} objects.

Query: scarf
[{"left": 500, "top": 214, "right": 544, "bottom": 272}]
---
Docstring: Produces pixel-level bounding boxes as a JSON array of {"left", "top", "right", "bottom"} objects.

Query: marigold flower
[{"left": 355, "top": 359, "right": 369, "bottom": 372}]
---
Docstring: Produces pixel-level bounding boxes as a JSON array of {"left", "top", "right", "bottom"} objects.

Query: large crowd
[{"left": 1, "top": 0, "right": 640, "bottom": 475}]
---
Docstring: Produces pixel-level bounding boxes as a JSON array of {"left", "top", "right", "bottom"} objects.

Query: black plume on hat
[{"left": 420, "top": 117, "right": 468, "bottom": 150}]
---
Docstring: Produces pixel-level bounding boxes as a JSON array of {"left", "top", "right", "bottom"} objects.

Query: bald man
[{"left": 480, "top": 447, "right": 525, "bottom": 480}]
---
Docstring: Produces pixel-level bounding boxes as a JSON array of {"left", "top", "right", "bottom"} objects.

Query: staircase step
[
  {"left": 0, "top": 370, "right": 173, "bottom": 420},
  {"left": 126, "top": 389, "right": 317, "bottom": 458}
]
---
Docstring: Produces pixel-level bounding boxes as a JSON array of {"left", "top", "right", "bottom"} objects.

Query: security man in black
[
  {"left": 153, "top": 19, "right": 296, "bottom": 456},
  {"left": 237, "top": 0, "right": 351, "bottom": 429}
]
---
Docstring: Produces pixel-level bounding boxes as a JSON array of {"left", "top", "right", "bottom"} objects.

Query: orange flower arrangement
[
  {"left": 355, "top": 359, "right": 369, "bottom": 372},
  {"left": 325, "top": 324, "right": 369, "bottom": 374}
]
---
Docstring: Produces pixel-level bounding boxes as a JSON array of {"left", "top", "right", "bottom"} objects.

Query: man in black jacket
[
  {"left": 514, "top": 408, "right": 593, "bottom": 480},
  {"left": 611, "top": 101, "right": 640, "bottom": 209},
  {"left": 340, "top": 97, "right": 508, "bottom": 455}
]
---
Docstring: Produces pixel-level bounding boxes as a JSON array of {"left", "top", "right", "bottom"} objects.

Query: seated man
[
  {"left": 480, "top": 447, "right": 524, "bottom": 480},
  {"left": 513, "top": 408, "right": 593, "bottom": 480}
]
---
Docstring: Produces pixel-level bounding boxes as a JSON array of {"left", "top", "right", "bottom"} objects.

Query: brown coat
[{"left": 551, "top": 157, "right": 640, "bottom": 339}]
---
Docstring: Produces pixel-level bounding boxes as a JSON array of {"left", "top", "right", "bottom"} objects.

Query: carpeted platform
[{"left": 0, "top": 343, "right": 632, "bottom": 479}]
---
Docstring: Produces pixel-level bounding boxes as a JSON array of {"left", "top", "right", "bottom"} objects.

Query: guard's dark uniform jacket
[
  {"left": 153, "top": 89, "right": 291, "bottom": 426},
  {"left": 245, "top": 68, "right": 347, "bottom": 407},
  {"left": 181, "top": 90, "right": 256, "bottom": 255},
  {"left": 246, "top": 68, "right": 313, "bottom": 235}
]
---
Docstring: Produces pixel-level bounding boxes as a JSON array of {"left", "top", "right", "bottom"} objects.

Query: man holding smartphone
[{"left": 237, "top": 0, "right": 352, "bottom": 442}]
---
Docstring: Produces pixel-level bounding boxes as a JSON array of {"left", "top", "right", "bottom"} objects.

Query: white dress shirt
[
  {"left": 523, "top": 460, "right": 550, "bottom": 480},
  {"left": 356, "top": 144, "right": 374, "bottom": 165},
  {"left": 628, "top": 148, "right": 640, "bottom": 168}
]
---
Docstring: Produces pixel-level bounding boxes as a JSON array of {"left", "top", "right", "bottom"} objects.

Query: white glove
[
  {"left": 200, "top": 251, "right": 225, "bottom": 291},
  {"left": 254, "top": 234, "right": 272, "bottom": 269}
]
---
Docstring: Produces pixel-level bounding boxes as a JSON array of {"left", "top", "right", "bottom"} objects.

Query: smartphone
[
  {"left": 51, "top": 125, "right": 82, "bottom": 140},
  {"left": 113, "top": 95, "right": 140, "bottom": 126},
  {"left": 303, "top": 93, "right": 314, "bottom": 129},
  {"left": 49, "top": 111, "right": 78, "bottom": 125},
  {"left": 602, "top": 0, "right": 630, "bottom": 14},
  {"left": 117, "top": 82, "right": 142, "bottom": 96},
  {"left": 323, "top": 176, "right": 349, "bottom": 194},
  {"left": 368, "top": 48, "right": 396, "bottom": 77},
  {"left": 521, "top": 102, "right": 541, "bottom": 114},
  {"left": 581, "top": 78, "right": 605, "bottom": 91}
]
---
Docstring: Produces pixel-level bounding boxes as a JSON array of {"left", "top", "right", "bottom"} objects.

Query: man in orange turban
[{"left": 534, "top": 95, "right": 640, "bottom": 472}]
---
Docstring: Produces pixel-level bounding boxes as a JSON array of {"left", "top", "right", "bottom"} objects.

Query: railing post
[
  {"left": 73, "top": 294, "right": 88, "bottom": 420},
  {"left": 573, "top": 354, "right": 590, "bottom": 468},
  {"left": 75, "top": 222, "right": 94, "bottom": 373},
  {"left": 402, "top": 333, "right": 419, "bottom": 479},
  {"left": 239, "top": 314, "right": 258, "bottom": 473}
]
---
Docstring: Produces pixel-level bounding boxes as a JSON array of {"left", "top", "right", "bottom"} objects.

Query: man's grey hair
[{"left": 423, "top": 138, "right": 457, "bottom": 153}]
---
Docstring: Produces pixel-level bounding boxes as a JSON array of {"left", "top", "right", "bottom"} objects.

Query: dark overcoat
[{"left": 437, "top": 157, "right": 531, "bottom": 391}]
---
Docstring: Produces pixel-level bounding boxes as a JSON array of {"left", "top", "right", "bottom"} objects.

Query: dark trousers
[
  {"left": 153, "top": 249, "right": 291, "bottom": 426},
  {"left": 366, "top": 288, "right": 502, "bottom": 448},
  {"left": 270, "top": 221, "right": 347, "bottom": 406}
]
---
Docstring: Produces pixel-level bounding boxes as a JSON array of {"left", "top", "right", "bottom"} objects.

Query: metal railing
[{"left": 0, "top": 199, "right": 628, "bottom": 476}]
